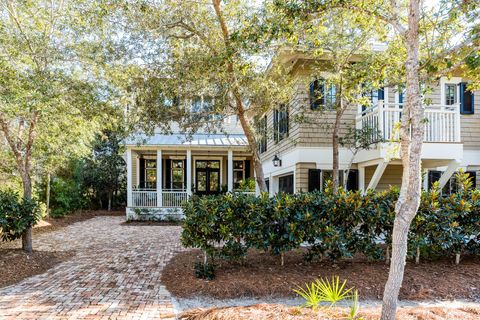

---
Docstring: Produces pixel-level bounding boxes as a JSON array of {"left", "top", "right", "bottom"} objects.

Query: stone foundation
[{"left": 126, "top": 207, "right": 184, "bottom": 221}]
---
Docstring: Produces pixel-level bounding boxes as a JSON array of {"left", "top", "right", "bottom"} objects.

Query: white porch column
[
  {"left": 269, "top": 173, "right": 275, "bottom": 197},
  {"left": 156, "top": 149, "right": 162, "bottom": 207},
  {"left": 126, "top": 148, "right": 132, "bottom": 207},
  {"left": 358, "top": 166, "right": 365, "bottom": 194},
  {"left": 187, "top": 149, "right": 192, "bottom": 196},
  {"left": 227, "top": 149, "right": 233, "bottom": 192}
]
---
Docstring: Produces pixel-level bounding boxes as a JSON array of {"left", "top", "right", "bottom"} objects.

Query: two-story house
[
  {"left": 260, "top": 51, "right": 479, "bottom": 195},
  {"left": 124, "top": 51, "right": 479, "bottom": 220}
]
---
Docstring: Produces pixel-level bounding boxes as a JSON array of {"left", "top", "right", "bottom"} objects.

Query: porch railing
[
  {"left": 162, "top": 190, "right": 189, "bottom": 208},
  {"left": 356, "top": 101, "right": 461, "bottom": 143},
  {"left": 132, "top": 190, "right": 157, "bottom": 207}
]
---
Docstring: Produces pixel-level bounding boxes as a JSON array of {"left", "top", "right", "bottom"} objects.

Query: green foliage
[
  {"left": 193, "top": 261, "right": 216, "bottom": 280},
  {"left": 294, "top": 277, "right": 356, "bottom": 312},
  {"left": 293, "top": 281, "right": 324, "bottom": 311},
  {"left": 182, "top": 174, "right": 480, "bottom": 273},
  {"left": 237, "top": 177, "right": 256, "bottom": 191},
  {"left": 315, "top": 276, "right": 353, "bottom": 305},
  {"left": 0, "top": 190, "right": 42, "bottom": 242}
]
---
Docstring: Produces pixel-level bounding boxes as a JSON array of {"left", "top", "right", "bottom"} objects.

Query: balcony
[
  {"left": 354, "top": 101, "right": 463, "bottom": 164},
  {"left": 356, "top": 101, "right": 461, "bottom": 143}
]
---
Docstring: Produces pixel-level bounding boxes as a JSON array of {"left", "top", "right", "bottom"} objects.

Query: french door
[{"left": 195, "top": 160, "right": 221, "bottom": 195}]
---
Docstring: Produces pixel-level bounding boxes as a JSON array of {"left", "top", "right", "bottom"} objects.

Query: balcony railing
[
  {"left": 131, "top": 189, "right": 257, "bottom": 208},
  {"left": 356, "top": 101, "right": 461, "bottom": 143}
]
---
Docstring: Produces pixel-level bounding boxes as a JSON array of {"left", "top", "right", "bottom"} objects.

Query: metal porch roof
[{"left": 125, "top": 133, "right": 248, "bottom": 147}]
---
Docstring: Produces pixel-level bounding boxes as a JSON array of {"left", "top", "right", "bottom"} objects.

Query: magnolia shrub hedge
[
  {"left": 181, "top": 172, "right": 480, "bottom": 273},
  {"left": 0, "top": 190, "right": 43, "bottom": 242}
]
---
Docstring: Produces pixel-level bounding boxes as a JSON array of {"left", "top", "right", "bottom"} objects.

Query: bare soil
[
  {"left": 0, "top": 209, "right": 124, "bottom": 288},
  {"left": 162, "top": 249, "right": 480, "bottom": 301},
  {"left": 179, "top": 304, "right": 480, "bottom": 320}
]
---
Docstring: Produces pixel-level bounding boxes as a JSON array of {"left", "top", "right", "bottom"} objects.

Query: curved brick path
[{"left": 0, "top": 216, "right": 183, "bottom": 320}]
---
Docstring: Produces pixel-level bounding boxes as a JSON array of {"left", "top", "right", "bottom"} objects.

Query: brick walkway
[{"left": 0, "top": 216, "right": 183, "bottom": 320}]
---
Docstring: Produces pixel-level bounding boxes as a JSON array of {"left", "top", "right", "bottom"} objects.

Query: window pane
[
  {"left": 145, "top": 159, "right": 156, "bottom": 168},
  {"left": 234, "top": 161, "right": 244, "bottom": 170},
  {"left": 197, "top": 172, "right": 207, "bottom": 191},
  {"left": 172, "top": 160, "right": 184, "bottom": 168},
  {"left": 209, "top": 161, "right": 220, "bottom": 169},
  {"left": 196, "top": 161, "right": 207, "bottom": 169},
  {"left": 209, "top": 172, "right": 219, "bottom": 191},
  {"left": 445, "top": 84, "right": 456, "bottom": 105},
  {"left": 146, "top": 169, "right": 156, "bottom": 189}
]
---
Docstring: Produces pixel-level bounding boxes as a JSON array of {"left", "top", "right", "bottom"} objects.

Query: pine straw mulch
[
  {"left": 0, "top": 209, "right": 124, "bottom": 288},
  {"left": 0, "top": 249, "right": 73, "bottom": 288},
  {"left": 179, "top": 304, "right": 480, "bottom": 320},
  {"left": 162, "top": 249, "right": 480, "bottom": 301}
]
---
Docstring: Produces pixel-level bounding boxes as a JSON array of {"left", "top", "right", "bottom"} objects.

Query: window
[
  {"left": 171, "top": 160, "right": 184, "bottom": 190},
  {"left": 362, "top": 87, "right": 384, "bottom": 110},
  {"left": 143, "top": 159, "right": 157, "bottom": 189},
  {"left": 278, "top": 174, "right": 294, "bottom": 194},
  {"left": 427, "top": 170, "right": 477, "bottom": 194},
  {"left": 308, "top": 169, "right": 346, "bottom": 191},
  {"left": 273, "top": 105, "right": 289, "bottom": 143},
  {"left": 192, "top": 96, "right": 221, "bottom": 119},
  {"left": 309, "top": 78, "right": 336, "bottom": 110},
  {"left": 257, "top": 115, "right": 267, "bottom": 154},
  {"left": 445, "top": 84, "right": 457, "bottom": 105},
  {"left": 460, "top": 82, "right": 474, "bottom": 114},
  {"left": 233, "top": 160, "right": 245, "bottom": 189}
]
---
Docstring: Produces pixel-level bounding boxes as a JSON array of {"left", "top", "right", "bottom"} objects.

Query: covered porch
[{"left": 125, "top": 133, "right": 254, "bottom": 220}]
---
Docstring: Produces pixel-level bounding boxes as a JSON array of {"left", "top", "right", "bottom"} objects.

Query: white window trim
[{"left": 440, "top": 77, "right": 462, "bottom": 105}]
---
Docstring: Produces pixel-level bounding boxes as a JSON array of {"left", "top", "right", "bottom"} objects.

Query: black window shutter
[
  {"left": 244, "top": 160, "right": 251, "bottom": 179},
  {"left": 378, "top": 87, "right": 385, "bottom": 101},
  {"left": 309, "top": 80, "right": 316, "bottom": 110},
  {"left": 265, "top": 179, "right": 269, "bottom": 192},
  {"left": 165, "top": 159, "right": 172, "bottom": 190},
  {"left": 139, "top": 158, "right": 145, "bottom": 189},
  {"left": 460, "top": 82, "right": 474, "bottom": 114},
  {"left": 346, "top": 170, "right": 359, "bottom": 191},
  {"left": 308, "top": 169, "right": 321, "bottom": 192}
]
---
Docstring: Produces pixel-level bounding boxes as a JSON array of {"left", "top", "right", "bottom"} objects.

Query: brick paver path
[{"left": 0, "top": 216, "right": 183, "bottom": 320}]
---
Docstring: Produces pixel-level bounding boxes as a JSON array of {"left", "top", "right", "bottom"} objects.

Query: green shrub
[
  {"left": 182, "top": 174, "right": 480, "bottom": 274},
  {"left": 0, "top": 190, "right": 42, "bottom": 242}
]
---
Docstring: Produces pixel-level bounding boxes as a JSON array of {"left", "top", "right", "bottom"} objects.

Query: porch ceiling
[{"left": 126, "top": 133, "right": 248, "bottom": 148}]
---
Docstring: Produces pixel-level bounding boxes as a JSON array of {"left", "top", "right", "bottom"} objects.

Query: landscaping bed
[
  {"left": 162, "top": 249, "right": 480, "bottom": 301},
  {"left": 0, "top": 249, "right": 73, "bottom": 288},
  {"left": 179, "top": 303, "right": 480, "bottom": 320}
]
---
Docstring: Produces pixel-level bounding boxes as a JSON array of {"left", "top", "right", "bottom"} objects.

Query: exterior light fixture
[{"left": 272, "top": 155, "right": 282, "bottom": 167}]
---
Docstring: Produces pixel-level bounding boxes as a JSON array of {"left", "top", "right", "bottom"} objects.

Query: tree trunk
[
  {"left": 212, "top": 0, "right": 267, "bottom": 192},
  {"left": 46, "top": 173, "right": 51, "bottom": 217},
  {"left": 332, "top": 99, "right": 343, "bottom": 192},
  {"left": 381, "top": 1, "right": 422, "bottom": 319},
  {"left": 21, "top": 169, "right": 33, "bottom": 253},
  {"left": 108, "top": 191, "right": 112, "bottom": 211}
]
